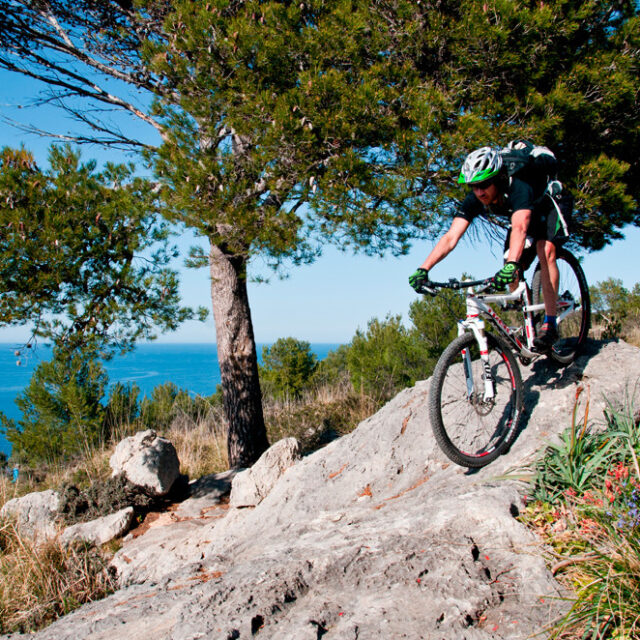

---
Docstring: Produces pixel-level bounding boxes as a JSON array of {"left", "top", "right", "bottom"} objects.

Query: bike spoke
[{"left": 436, "top": 345, "right": 518, "bottom": 458}]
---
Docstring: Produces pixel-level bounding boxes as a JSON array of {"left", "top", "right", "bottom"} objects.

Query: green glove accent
[
  {"left": 494, "top": 261, "right": 520, "bottom": 289},
  {"left": 409, "top": 268, "right": 429, "bottom": 292}
]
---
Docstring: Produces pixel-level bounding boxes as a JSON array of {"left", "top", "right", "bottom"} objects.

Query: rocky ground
[{"left": 4, "top": 339, "right": 640, "bottom": 640}]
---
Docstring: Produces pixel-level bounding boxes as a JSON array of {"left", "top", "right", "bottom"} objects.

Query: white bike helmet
[{"left": 457, "top": 147, "right": 503, "bottom": 184}]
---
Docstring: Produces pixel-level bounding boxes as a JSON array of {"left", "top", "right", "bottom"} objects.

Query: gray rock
[
  {"left": 61, "top": 507, "right": 135, "bottom": 547},
  {"left": 6, "top": 340, "right": 640, "bottom": 640},
  {"left": 229, "top": 437, "right": 300, "bottom": 508},
  {"left": 0, "top": 489, "right": 59, "bottom": 540},
  {"left": 174, "top": 469, "right": 237, "bottom": 519},
  {"left": 109, "top": 429, "right": 179, "bottom": 496},
  {"left": 111, "top": 470, "right": 236, "bottom": 586}
]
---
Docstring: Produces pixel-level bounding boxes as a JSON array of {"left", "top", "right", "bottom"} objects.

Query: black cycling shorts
[
  {"left": 527, "top": 193, "right": 572, "bottom": 244},
  {"left": 504, "top": 193, "right": 573, "bottom": 271}
]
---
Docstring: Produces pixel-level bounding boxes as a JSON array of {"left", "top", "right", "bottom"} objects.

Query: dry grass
[
  {"left": 625, "top": 326, "right": 640, "bottom": 347},
  {"left": 0, "top": 449, "right": 113, "bottom": 503},
  {"left": 264, "top": 383, "right": 377, "bottom": 455},
  {"left": 0, "top": 471, "right": 117, "bottom": 634},
  {"left": 1, "top": 383, "right": 376, "bottom": 490},
  {"left": 164, "top": 403, "right": 229, "bottom": 477},
  {"left": 158, "top": 384, "right": 375, "bottom": 476},
  {"left": 590, "top": 321, "right": 640, "bottom": 347},
  {"left": 0, "top": 516, "right": 115, "bottom": 634}
]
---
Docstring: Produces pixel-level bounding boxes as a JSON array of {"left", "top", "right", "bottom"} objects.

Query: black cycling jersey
[
  {"left": 455, "top": 174, "right": 548, "bottom": 225},
  {"left": 454, "top": 171, "right": 571, "bottom": 252}
]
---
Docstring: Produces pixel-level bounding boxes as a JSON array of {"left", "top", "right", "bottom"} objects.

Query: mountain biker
[{"left": 409, "top": 145, "right": 567, "bottom": 350}]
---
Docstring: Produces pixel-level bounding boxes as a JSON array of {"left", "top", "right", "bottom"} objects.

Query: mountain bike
[{"left": 416, "top": 247, "right": 590, "bottom": 468}]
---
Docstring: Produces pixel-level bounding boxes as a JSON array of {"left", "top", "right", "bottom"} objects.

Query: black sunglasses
[{"left": 471, "top": 179, "right": 495, "bottom": 190}]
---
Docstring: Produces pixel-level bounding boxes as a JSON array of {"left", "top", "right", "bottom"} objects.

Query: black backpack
[
  {"left": 500, "top": 140, "right": 558, "bottom": 181},
  {"left": 501, "top": 140, "right": 573, "bottom": 241}
]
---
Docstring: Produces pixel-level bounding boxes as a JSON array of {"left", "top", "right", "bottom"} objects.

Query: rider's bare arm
[
  {"left": 419, "top": 217, "right": 470, "bottom": 272},
  {"left": 506, "top": 208, "right": 531, "bottom": 263}
]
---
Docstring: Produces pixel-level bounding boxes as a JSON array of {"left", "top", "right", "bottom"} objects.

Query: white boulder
[
  {"left": 0, "top": 489, "right": 60, "bottom": 540},
  {"left": 61, "top": 507, "right": 135, "bottom": 547},
  {"left": 230, "top": 437, "right": 300, "bottom": 508},
  {"left": 110, "top": 429, "right": 180, "bottom": 496}
]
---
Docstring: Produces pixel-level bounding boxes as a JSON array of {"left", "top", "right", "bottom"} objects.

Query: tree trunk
[{"left": 209, "top": 241, "right": 269, "bottom": 468}]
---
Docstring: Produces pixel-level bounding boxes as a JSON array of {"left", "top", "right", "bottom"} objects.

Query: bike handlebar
[{"left": 415, "top": 277, "right": 495, "bottom": 295}]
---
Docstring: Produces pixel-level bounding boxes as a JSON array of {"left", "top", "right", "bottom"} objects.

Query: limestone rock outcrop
[
  {"left": 229, "top": 437, "right": 301, "bottom": 508},
  {"left": 4, "top": 340, "right": 640, "bottom": 640},
  {"left": 0, "top": 489, "right": 59, "bottom": 540},
  {"left": 60, "top": 507, "right": 135, "bottom": 547}
]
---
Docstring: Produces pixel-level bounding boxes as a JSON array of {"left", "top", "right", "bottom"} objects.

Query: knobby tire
[
  {"left": 429, "top": 332, "right": 523, "bottom": 468},
  {"left": 531, "top": 247, "right": 590, "bottom": 365}
]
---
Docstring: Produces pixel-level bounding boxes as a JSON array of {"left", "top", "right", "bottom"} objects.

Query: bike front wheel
[
  {"left": 531, "top": 247, "right": 590, "bottom": 365},
  {"left": 429, "top": 332, "right": 523, "bottom": 468}
]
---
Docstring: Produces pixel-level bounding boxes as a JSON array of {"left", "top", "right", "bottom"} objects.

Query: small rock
[
  {"left": 0, "top": 489, "right": 59, "bottom": 540},
  {"left": 110, "top": 429, "right": 180, "bottom": 497},
  {"left": 61, "top": 507, "right": 135, "bottom": 546}
]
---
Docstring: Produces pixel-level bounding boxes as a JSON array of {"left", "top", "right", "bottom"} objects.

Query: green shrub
[
  {"left": 346, "top": 315, "right": 426, "bottom": 400},
  {"left": 103, "top": 382, "right": 141, "bottom": 440},
  {"left": 590, "top": 278, "right": 640, "bottom": 343},
  {"left": 259, "top": 337, "right": 318, "bottom": 399},
  {"left": 408, "top": 286, "right": 465, "bottom": 361},
  {"left": 138, "top": 382, "right": 193, "bottom": 431},
  {"left": 523, "top": 392, "right": 640, "bottom": 639},
  {"left": 1, "top": 347, "right": 107, "bottom": 465},
  {"left": 312, "top": 344, "right": 351, "bottom": 389}
]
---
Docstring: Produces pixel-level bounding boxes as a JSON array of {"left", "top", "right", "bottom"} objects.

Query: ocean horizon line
[{"left": 0, "top": 342, "right": 343, "bottom": 455}]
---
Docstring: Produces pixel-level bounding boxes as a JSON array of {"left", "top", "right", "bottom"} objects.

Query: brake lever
[
  {"left": 476, "top": 278, "right": 498, "bottom": 294},
  {"left": 418, "top": 283, "right": 438, "bottom": 297}
]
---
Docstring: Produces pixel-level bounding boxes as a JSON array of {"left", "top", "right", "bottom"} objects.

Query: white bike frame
[{"left": 455, "top": 280, "right": 576, "bottom": 402}]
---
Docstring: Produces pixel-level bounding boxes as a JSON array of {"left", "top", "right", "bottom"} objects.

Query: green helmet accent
[{"left": 458, "top": 147, "right": 503, "bottom": 184}]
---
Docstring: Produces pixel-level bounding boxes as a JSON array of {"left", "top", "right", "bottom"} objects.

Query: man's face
[{"left": 472, "top": 180, "right": 499, "bottom": 205}]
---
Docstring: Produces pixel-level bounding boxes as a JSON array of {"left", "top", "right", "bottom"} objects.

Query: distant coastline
[{"left": 0, "top": 342, "right": 341, "bottom": 456}]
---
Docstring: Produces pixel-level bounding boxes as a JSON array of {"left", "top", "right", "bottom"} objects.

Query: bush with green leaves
[
  {"left": 103, "top": 382, "right": 141, "bottom": 439},
  {"left": 336, "top": 287, "right": 464, "bottom": 401},
  {"left": 346, "top": 315, "right": 425, "bottom": 401},
  {"left": 408, "top": 287, "right": 466, "bottom": 362},
  {"left": 590, "top": 278, "right": 640, "bottom": 342},
  {"left": 523, "top": 391, "right": 640, "bottom": 639},
  {"left": 259, "top": 338, "right": 318, "bottom": 400},
  {"left": 118, "top": 382, "right": 217, "bottom": 434},
  {"left": 1, "top": 347, "right": 108, "bottom": 465},
  {"left": 312, "top": 344, "right": 351, "bottom": 389}
]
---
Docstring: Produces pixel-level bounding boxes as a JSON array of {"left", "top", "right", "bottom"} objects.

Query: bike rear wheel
[
  {"left": 429, "top": 332, "right": 523, "bottom": 468},
  {"left": 531, "top": 247, "right": 590, "bottom": 365}
]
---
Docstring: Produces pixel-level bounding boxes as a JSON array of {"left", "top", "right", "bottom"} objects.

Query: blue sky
[{"left": 1, "top": 71, "right": 638, "bottom": 345}]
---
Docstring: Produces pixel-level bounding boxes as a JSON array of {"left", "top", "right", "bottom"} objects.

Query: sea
[{"left": 0, "top": 342, "right": 340, "bottom": 457}]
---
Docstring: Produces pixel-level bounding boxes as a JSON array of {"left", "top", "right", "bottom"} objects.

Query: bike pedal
[{"left": 530, "top": 344, "right": 551, "bottom": 354}]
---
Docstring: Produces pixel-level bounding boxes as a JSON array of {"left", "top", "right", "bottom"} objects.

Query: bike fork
[{"left": 459, "top": 324, "right": 495, "bottom": 402}]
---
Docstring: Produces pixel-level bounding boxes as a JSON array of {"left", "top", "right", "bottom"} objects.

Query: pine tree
[{"left": 1, "top": 0, "right": 637, "bottom": 465}]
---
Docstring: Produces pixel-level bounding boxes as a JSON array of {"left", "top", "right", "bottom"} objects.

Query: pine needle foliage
[{"left": 0, "top": 145, "right": 203, "bottom": 353}]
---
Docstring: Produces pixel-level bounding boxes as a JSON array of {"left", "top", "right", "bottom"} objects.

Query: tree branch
[
  {"left": 1, "top": 116, "right": 153, "bottom": 150},
  {"left": 0, "top": 54, "right": 165, "bottom": 136}
]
